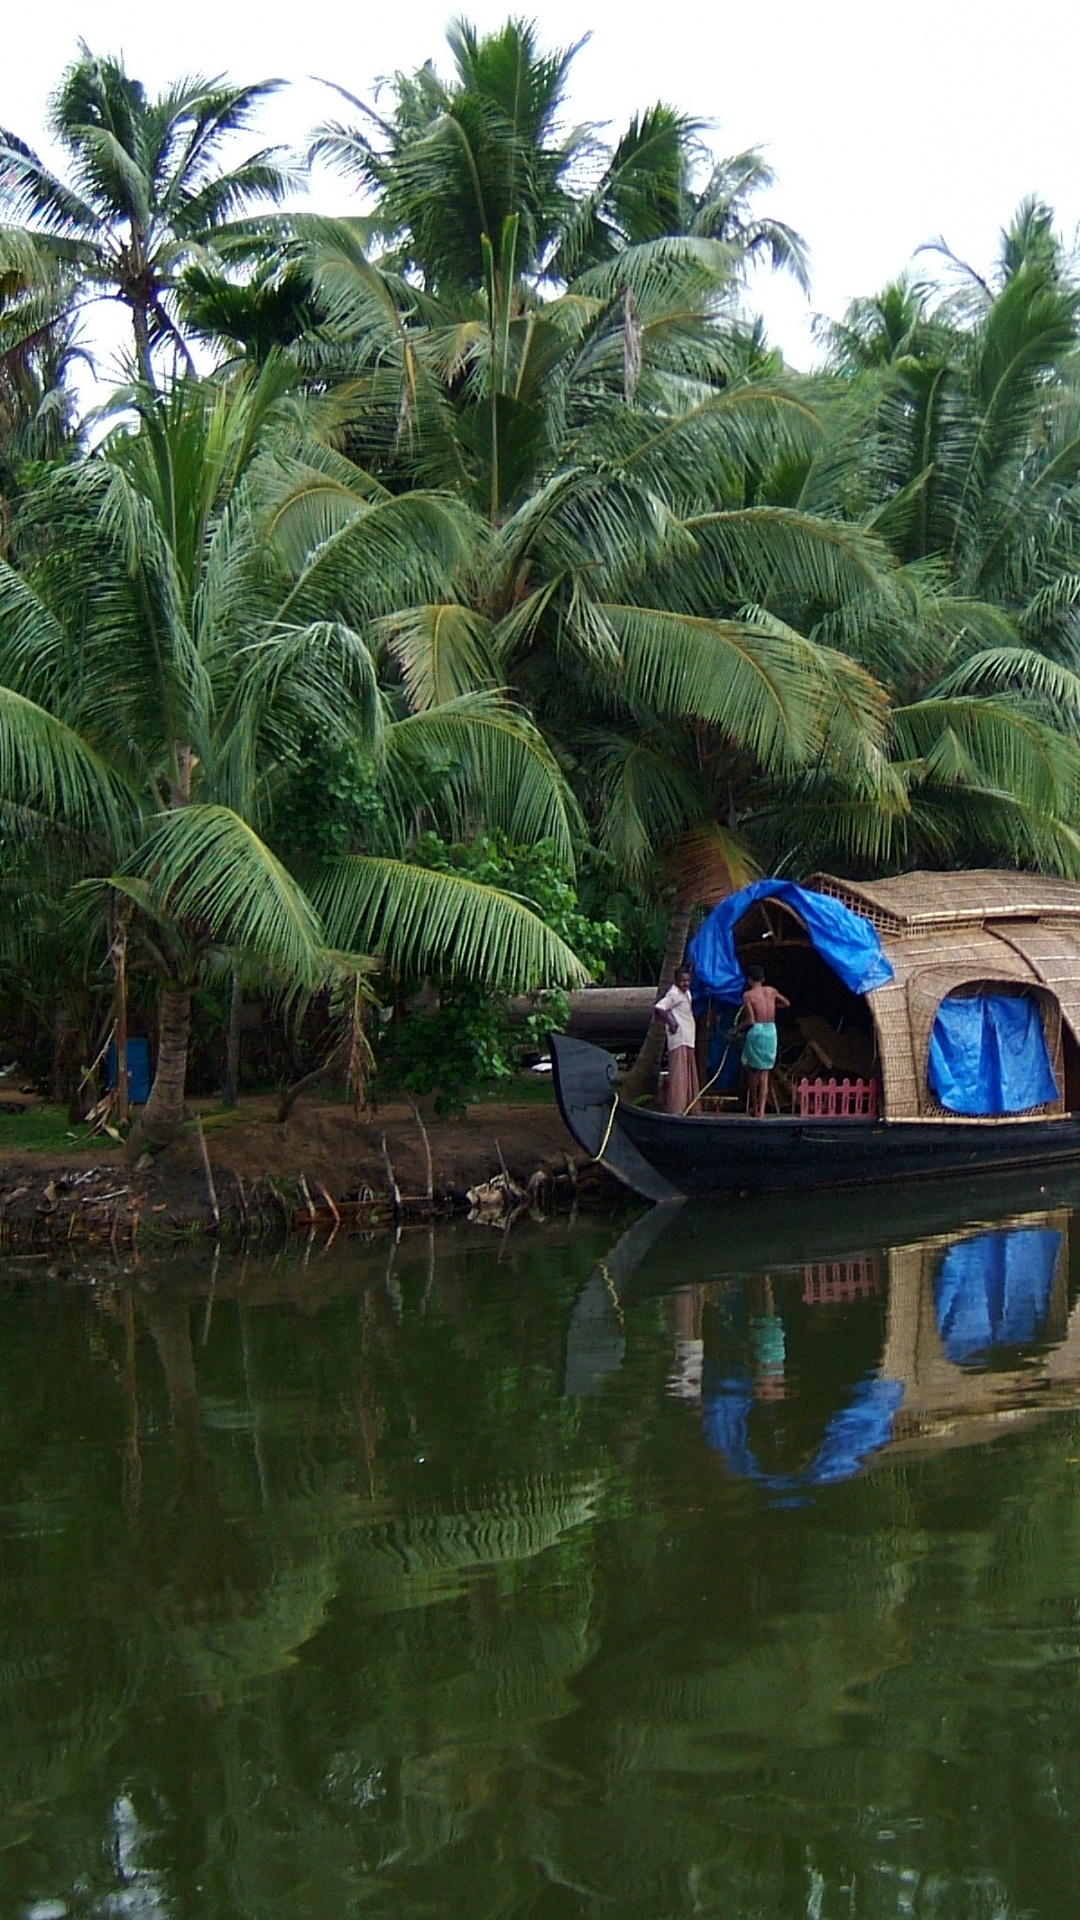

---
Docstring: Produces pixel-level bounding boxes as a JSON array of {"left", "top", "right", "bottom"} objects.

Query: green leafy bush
[{"left": 374, "top": 835, "right": 618, "bottom": 1113}]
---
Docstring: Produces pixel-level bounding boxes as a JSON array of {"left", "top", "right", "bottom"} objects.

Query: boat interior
[{"left": 689, "top": 895, "right": 880, "bottom": 1117}]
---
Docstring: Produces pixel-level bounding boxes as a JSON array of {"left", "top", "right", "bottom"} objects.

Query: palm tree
[
  {"left": 0, "top": 230, "right": 81, "bottom": 524},
  {"left": 288, "top": 85, "right": 1080, "bottom": 1045},
  {"left": 0, "top": 364, "right": 586, "bottom": 1148},
  {"left": 780, "top": 201, "right": 1080, "bottom": 875},
  {"left": 274, "top": 226, "right": 910, "bottom": 1088},
  {"left": 311, "top": 18, "right": 584, "bottom": 299},
  {"left": 814, "top": 203, "right": 1080, "bottom": 632},
  {"left": 310, "top": 18, "right": 806, "bottom": 299},
  {"left": 0, "top": 48, "right": 296, "bottom": 382},
  {"left": 553, "top": 120, "right": 808, "bottom": 287},
  {"left": 292, "top": 213, "right": 1080, "bottom": 1003}
]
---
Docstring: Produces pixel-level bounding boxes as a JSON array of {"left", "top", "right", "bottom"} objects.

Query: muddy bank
[{"left": 0, "top": 1097, "right": 623, "bottom": 1247}]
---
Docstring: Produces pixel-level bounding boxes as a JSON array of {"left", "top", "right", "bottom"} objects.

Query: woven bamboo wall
[
  {"left": 990, "top": 924, "right": 1080, "bottom": 1045},
  {"left": 869, "top": 931, "right": 1049, "bottom": 1117},
  {"left": 807, "top": 873, "right": 1080, "bottom": 1118}
]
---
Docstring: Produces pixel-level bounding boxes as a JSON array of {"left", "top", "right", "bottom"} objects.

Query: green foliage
[
  {"left": 9, "top": 27, "right": 1080, "bottom": 1120},
  {"left": 273, "top": 741, "right": 391, "bottom": 859},
  {"left": 372, "top": 834, "right": 617, "bottom": 1111},
  {"left": 0, "top": 372, "right": 589, "bottom": 1133},
  {"left": 406, "top": 833, "right": 618, "bottom": 979},
  {"left": 0, "top": 50, "right": 296, "bottom": 380}
]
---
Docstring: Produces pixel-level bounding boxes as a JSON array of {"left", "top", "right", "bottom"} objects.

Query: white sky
[{"left": 4, "top": 0, "right": 1078, "bottom": 375}]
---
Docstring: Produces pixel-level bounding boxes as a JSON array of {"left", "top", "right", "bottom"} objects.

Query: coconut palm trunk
[
  {"left": 621, "top": 897, "right": 694, "bottom": 1100},
  {"left": 128, "top": 986, "right": 192, "bottom": 1155},
  {"left": 223, "top": 963, "right": 243, "bottom": 1108},
  {"left": 130, "top": 300, "right": 154, "bottom": 389}
]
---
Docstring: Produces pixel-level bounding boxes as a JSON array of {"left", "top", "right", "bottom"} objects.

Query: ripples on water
[{"left": 6, "top": 1173, "right": 1080, "bottom": 1917}]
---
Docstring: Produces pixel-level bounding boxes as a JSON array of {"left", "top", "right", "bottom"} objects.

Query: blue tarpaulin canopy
[
  {"left": 927, "top": 993, "right": 1058, "bottom": 1115},
  {"left": 688, "top": 879, "right": 894, "bottom": 1003},
  {"left": 935, "top": 1228, "right": 1061, "bottom": 1364},
  {"left": 702, "top": 1372, "right": 904, "bottom": 1500}
]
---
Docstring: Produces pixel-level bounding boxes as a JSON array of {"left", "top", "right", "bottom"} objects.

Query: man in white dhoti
[{"left": 654, "top": 965, "right": 699, "bottom": 1114}]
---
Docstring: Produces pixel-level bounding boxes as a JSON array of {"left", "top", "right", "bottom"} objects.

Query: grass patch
[
  {"left": 0, "top": 1104, "right": 99, "bottom": 1154},
  {"left": 474, "top": 1071, "right": 557, "bottom": 1106},
  {"left": 192, "top": 1104, "right": 268, "bottom": 1131}
]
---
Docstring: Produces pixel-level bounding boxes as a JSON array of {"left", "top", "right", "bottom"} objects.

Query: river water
[{"left": 7, "top": 1172, "right": 1080, "bottom": 1918}]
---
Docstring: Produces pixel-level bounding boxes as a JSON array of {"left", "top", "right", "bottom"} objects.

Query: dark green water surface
[{"left": 8, "top": 1173, "right": 1080, "bottom": 1918}]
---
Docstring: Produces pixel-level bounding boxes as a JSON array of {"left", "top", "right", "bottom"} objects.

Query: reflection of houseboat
[
  {"left": 552, "top": 871, "right": 1080, "bottom": 1200},
  {"left": 565, "top": 1191, "right": 1080, "bottom": 1485}
]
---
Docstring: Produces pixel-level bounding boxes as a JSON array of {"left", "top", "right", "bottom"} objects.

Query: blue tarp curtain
[
  {"left": 689, "top": 879, "right": 894, "bottom": 1002},
  {"left": 935, "top": 1228, "right": 1061, "bottom": 1364},
  {"left": 701, "top": 1372, "right": 904, "bottom": 1500},
  {"left": 927, "top": 993, "right": 1057, "bottom": 1115},
  {"left": 704, "top": 1000, "right": 744, "bottom": 1089}
]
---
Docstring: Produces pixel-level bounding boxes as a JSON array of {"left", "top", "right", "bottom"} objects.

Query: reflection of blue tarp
[
  {"left": 935, "top": 1228, "right": 1061, "bottom": 1364},
  {"left": 927, "top": 994, "right": 1057, "bottom": 1115},
  {"left": 701, "top": 1373, "right": 903, "bottom": 1497},
  {"left": 689, "top": 879, "right": 894, "bottom": 1002}
]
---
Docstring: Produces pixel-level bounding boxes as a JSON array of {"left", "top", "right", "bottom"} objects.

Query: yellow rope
[
  {"left": 682, "top": 1060, "right": 727, "bottom": 1114},
  {"left": 599, "top": 1259, "right": 626, "bottom": 1327},
  {"left": 594, "top": 1090, "right": 621, "bottom": 1162},
  {"left": 683, "top": 1033, "right": 744, "bottom": 1114}
]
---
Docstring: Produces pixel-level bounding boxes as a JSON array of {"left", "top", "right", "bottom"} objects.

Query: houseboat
[{"left": 550, "top": 870, "right": 1080, "bottom": 1202}]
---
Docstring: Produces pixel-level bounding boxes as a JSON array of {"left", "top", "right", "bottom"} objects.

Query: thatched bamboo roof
[{"left": 811, "top": 869, "right": 1080, "bottom": 935}]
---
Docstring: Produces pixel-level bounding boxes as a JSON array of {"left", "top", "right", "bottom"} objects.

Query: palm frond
[
  {"left": 382, "top": 692, "right": 580, "bottom": 864},
  {"left": 0, "top": 685, "right": 131, "bottom": 833},
  {"left": 595, "top": 604, "right": 821, "bottom": 767},
  {"left": 124, "top": 803, "right": 327, "bottom": 986},
  {"left": 271, "top": 490, "right": 478, "bottom": 626},
  {"left": 313, "top": 855, "right": 588, "bottom": 988},
  {"left": 893, "top": 694, "right": 1080, "bottom": 827},
  {"left": 378, "top": 602, "right": 498, "bottom": 708},
  {"left": 932, "top": 646, "right": 1080, "bottom": 722},
  {"left": 679, "top": 506, "right": 901, "bottom": 612}
]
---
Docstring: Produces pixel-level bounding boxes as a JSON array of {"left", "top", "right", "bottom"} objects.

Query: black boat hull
[{"left": 549, "top": 1033, "right": 1080, "bottom": 1203}]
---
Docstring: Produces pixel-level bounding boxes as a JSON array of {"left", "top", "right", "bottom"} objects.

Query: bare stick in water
[
  {"left": 411, "top": 1103, "right": 434, "bottom": 1205},
  {"left": 194, "top": 1115, "right": 220, "bottom": 1232}
]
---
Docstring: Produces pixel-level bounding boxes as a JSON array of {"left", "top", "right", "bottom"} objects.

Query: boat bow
[{"left": 549, "top": 1033, "right": 682, "bottom": 1203}]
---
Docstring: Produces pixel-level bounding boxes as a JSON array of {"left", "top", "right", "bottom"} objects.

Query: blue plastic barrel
[{"left": 106, "top": 1037, "right": 151, "bottom": 1106}]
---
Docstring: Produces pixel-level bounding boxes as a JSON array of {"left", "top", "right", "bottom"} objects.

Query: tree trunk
[
  {"left": 277, "top": 1057, "right": 336, "bottom": 1123},
  {"left": 140, "top": 1289, "right": 202, "bottom": 1465},
  {"left": 131, "top": 302, "right": 154, "bottom": 389},
  {"left": 621, "top": 898, "right": 694, "bottom": 1102},
  {"left": 222, "top": 964, "right": 242, "bottom": 1109},
  {"left": 126, "top": 987, "right": 191, "bottom": 1158},
  {"left": 52, "top": 1004, "right": 84, "bottom": 1120},
  {"left": 111, "top": 905, "right": 130, "bottom": 1128}
]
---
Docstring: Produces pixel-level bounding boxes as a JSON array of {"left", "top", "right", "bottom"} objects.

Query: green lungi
[{"left": 743, "top": 1021, "right": 778, "bottom": 1070}]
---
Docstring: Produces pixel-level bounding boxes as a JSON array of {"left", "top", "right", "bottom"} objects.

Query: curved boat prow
[{"left": 548, "top": 1032, "right": 683, "bottom": 1203}]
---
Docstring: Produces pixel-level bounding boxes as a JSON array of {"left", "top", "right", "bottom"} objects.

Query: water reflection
[
  {"left": 935, "top": 1227, "right": 1063, "bottom": 1364},
  {"left": 6, "top": 1181, "right": 1080, "bottom": 1915},
  {"left": 568, "top": 1195, "right": 1080, "bottom": 1499}
]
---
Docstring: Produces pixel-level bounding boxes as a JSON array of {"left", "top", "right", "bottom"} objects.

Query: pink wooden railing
[{"left": 796, "top": 1075, "right": 880, "bottom": 1118}]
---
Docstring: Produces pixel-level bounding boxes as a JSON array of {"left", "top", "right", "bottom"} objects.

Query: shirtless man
[{"left": 741, "top": 964, "right": 790, "bottom": 1118}]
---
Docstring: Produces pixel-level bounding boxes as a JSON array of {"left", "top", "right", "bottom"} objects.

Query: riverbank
[{"left": 0, "top": 1092, "right": 622, "bottom": 1246}]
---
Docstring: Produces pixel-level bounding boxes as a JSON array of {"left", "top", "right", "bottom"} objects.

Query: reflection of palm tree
[{"left": 349, "top": 1473, "right": 604, "bottom": 1612}]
